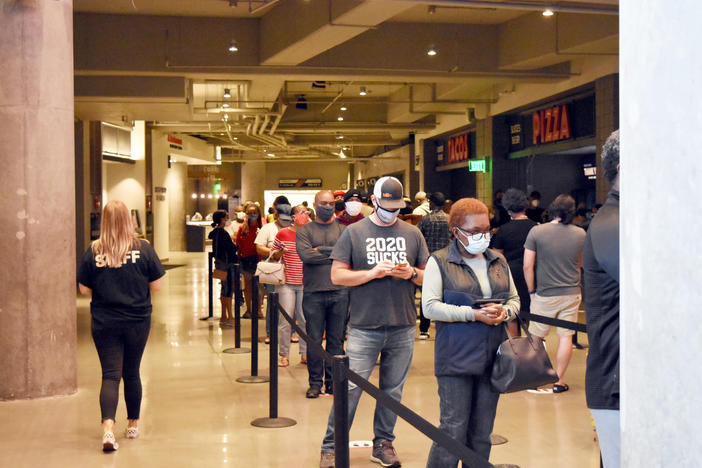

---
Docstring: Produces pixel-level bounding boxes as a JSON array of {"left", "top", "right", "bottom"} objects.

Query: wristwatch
[{"left": 410, "top": 267, "right": 418, "bottom": 281}]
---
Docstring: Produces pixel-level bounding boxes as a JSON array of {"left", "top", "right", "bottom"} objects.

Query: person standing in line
[
  {"left": 256, "top": 196, "right": 292, "bottom": 342},
  {"left": 319, "top": 176, "right": 429, "bottom": 468},
  {"left": 236, "top": 203, "right": 263, "bottom": 319},
  {"left": 417, "top": 191, "right": 452, "bottom": 339},
  {"left": 209, "top": 210, "right": 238, "bottom": 328},
  {"left": 423, "top": 198, "right": 519, "bottom": 468},
  {"left": 525, "top": 190, "right": 547, "bottom": 223},
  {"left": 296, "top": 190, "right": 347, "bottom": 398},
  {"left": 491, "top": 188, "right": 538, "bottom": 337},
  {"left": 335, "top": 188, "right": 365, "bottom": 226},
  {"left": 270, "top": 205, "right": 309, "bottom": 367},
  {"left": 413, "top": 191, "right": 431, "bottom": 216},
  {"left": 523, "top": 194, "right": 586, "bottom": 393},
  {"left": 359, "top": 190, "right": 375, "bottom": 218},
  {"left": 583, "top": 130, "right": 620, "bottom": 468},
  {"left": 77, "top": 200, "right": 165, "bottom": 452},
  {"left": 225, "top": 205, "right": 246, "bottom": 239}
]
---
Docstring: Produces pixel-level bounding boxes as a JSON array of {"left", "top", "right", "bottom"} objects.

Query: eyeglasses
[{"left": 455, "top": 226, "right": 491, "bottom": 241}]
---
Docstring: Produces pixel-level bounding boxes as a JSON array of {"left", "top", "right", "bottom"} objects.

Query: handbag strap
[{"left": 503, "top": 313, "right": 539, "bottom": 348}]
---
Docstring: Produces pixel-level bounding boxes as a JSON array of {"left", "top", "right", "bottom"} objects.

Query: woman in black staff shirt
[
  {"left": 208, "top": 210, "right": 238, "bottom": 328},
  {"left": 77, "top": 200, "right": 165, "bottom": 452}
]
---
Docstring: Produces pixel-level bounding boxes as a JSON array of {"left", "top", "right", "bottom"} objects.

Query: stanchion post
[
  {"left": 333, "top": 355, "right": 350, "bottom": 468},
  {"left": 236, "top": 275, "right": 268, "bottom": 382},
  {"left": 251, "top": 276, "right": 260, "bottom": 374},
  {"left": 223, "top": 261, "right": 250, "bottom": 354},
  {"left": 269, "top": 292, "right": 279, "bottom": 418},
  {"left": 200, "top": 252, "right": 215, "bottom": 321},
  {"left": 251, "top": 292, "right": 296, "bottom": 428},
  {"left": 233, "top": 262, "right": 242, "bottom": 348}
]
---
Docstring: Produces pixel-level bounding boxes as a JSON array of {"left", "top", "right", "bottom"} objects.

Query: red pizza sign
[
  {"left": 448, "top": 133, "right": 469, "bottom": 163},
  {"left": 532, "top": 104, "right": 572, "bottom": 145}
]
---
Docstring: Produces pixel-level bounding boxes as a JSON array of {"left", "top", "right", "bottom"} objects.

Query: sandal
[
  {"left": 102, "top": 432, "right": 119, "bottom": 452},
  {"left": 125, "top": 427, "right": 139, "bottom": 439},
  {"left": 279, "top": 356, "right": 289, "bottom": 367},
  {"left": 553, "top": 383, "right": 569, "bottom": 393}
]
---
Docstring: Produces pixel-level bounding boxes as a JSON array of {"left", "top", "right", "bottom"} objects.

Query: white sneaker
[{"left": 102, "top": 432, "right": 119, "bottom": 452}]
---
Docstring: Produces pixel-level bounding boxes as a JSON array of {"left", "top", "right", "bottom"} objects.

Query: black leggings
[{"left": 91, "top": 320, "right": 151, "bottom": 421}]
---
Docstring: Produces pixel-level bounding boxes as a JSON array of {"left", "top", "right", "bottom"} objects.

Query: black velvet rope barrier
[
  {"left": 273, "top": 297, "right": 495, "bottom": 468},
  {"left": 520, "top": 311, "right": 588, "bottom": 333}
]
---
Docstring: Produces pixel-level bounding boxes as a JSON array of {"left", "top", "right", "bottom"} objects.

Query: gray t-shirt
[
  {"left": 524, "top": 222, "right": 586, "bottom": 296},
  {"left": 331, "top": 217, "right": 430, "bottom": 328},
  {"left": 295, "top": 221, "right": 346, "bottom": 293}
]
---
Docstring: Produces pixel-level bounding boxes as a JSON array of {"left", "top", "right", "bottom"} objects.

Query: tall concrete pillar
[
  {"left": 241, "top": 161, "right": 266, "bottom": 205},
  {"left": 621, "top": 0, "right": 702, "bottom": 465},
  {"left": 0, "top": 0, "right": 77, "bottom": 399}
]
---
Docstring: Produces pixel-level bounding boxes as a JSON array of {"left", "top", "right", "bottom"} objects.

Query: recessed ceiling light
[
  {"left": 200, "top": 194, "right": 206, "bottom": 198},
  {"left": 542, "top": 9, "right": 554, "bottom": 16},
  {"left": 336, "top": 135, "right": 344, "bottom": 139},
  {"left": 191, "top": 193, "right": 198, "bottom": 199},
  {"left": 228, "top": 40, "right": 239, "bottom": 52},
  {"left": 427, "top": 45, "right": 437, "bottom": 56},
  {"left": 337, "top": 116, "right": 344, "bottom": 121},
  {"left": 223, "top": 88, "right": 231, "bottom": 98},
  {"left": 232, "top": 136, "right": 238, "bottom": 140},
  {"left": 339, "top": 149, "right": 347, "bottom": 159},
  {"left": 267, "top": 153, "right": 275, "bottom": 157},
  {"left": 222, "top": 103, "right": 230, "bottom": 108},
  {"left": 208, "top": 194, "right": 213, "bottom": 199},
  {"left": 340, "top": 106, "right": 347, "bottom": 111},
  {"left": 359, "top": 86, "right": 367, "bottom": 96}
]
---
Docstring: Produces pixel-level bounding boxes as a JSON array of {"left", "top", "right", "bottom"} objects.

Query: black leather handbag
[{"left": 490, "top": 315, "right": 558, "bottom": 393}]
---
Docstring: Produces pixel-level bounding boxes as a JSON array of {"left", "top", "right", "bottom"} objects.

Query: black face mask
[
  {"left": 335, "top": 200, "right": 346, "bottom": 212},
  {"left": 317, "top": 204, "right": 335, "bottom": 221}
]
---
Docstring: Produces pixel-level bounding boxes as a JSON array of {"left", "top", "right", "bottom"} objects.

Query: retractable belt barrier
[
  {"left": 201, "top": 252, "right": 215, "bottom": 321},
  {"left": 272, "top": 296, "right": 495, "bottom": 468},
  {"left": 520, "top": 311, "right": 587, "bottom": 333}
]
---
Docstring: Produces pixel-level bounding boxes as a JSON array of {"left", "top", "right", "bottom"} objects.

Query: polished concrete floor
[{"left": 0, "top": 252, "right": 601, "bottom": 468}]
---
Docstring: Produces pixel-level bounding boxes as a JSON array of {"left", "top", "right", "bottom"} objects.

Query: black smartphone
[{"left": 472, "top": 298, "right": 506, "bottom": 308}]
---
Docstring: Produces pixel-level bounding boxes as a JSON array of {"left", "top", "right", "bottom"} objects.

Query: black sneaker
[
  {"left": 306, "top": 386, "right": 322, "bottom": 399},
  {"left": 418, "top": 332, "right": 430, "bottom": 340},
  {"left": 324, "top": 383, "right": 333, "bottom": 395},
  {"left": 320, "top": 449, "right": 335, "bottom": 468},
  {"left": 370, "top": 440, "right": 401, "bottom": 467}
]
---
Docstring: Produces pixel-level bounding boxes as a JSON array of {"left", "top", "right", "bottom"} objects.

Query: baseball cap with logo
[{"left": 372, "top": 176, "right": 405, "bottom": 210}]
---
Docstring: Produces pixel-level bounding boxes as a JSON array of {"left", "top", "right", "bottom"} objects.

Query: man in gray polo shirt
[{"left": 523, "top": 194, "right": 585, "bottom": 394}]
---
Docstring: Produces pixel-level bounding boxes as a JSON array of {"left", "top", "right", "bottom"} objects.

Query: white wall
[
  {"left": 355, "top": 145, "right": 411, "bottom": 195},
  {"left": 152, "top": 130, "right": 213, "bottom": 256},
  {"left": 102, "top": 121, "right": 146, "bottom": 233},
  {"left": 621, "top": 1, "right": 702, "bottom": 466}
]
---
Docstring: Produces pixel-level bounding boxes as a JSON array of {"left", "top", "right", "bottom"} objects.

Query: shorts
[
  {"left": 240, "top": 256, "right": 259, "bottom": 274},
  {"left": 528, "top": 293, "right": 581, "bottom": 337}
]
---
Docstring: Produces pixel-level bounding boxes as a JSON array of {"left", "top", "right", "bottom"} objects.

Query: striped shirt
[{"left": 271, "top": 228, "right": 303, "bottom": 285}]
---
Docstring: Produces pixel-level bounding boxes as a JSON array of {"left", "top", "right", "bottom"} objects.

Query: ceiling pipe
[{"left": 394, "top": 0, "right": 618, "bottom": 15}]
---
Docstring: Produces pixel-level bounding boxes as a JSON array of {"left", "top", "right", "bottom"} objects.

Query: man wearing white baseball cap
[{"left": 319, "top": 176, "right": 430, "bottom": 468}]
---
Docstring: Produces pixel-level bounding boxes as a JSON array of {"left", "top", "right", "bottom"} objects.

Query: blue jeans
[
  {"left": 426, "top": 372, "right": 499, "bottom": 468},
  {"left": 277, "top": 284, "right": 306, "bottom": 356},
  {"left": 322, "top": 325, "right": 415, "bottom": 450},
  {"left": 303, "top": 289, "right": 348, "bottom": 389},
  {"left": 591, "top": 409, "right": 620, "bottom": 468}
]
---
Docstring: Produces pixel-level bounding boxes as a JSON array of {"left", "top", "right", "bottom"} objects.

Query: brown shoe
[
  {"left": 371, "top": 440, "right": 401, "bottom": 467},
  {"left": 300, "top": 355, "right": 307, "bottom": 365},
  {"left": 278, "top": 356, "right": 289, "bottom": 367}
]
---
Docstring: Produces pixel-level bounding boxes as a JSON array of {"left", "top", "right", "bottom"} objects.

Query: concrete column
[
  {"left": 241, "top": 161, "right": 266, "bottom": 205},
  {"left": 475, "top": 118, "right": 493, "bottom": 206},
  {"left": 621, "top": 0, "right": 702, "bottom": 465},
  {"left": 0, "top": 0, "right": 77, "bottom": 399}
]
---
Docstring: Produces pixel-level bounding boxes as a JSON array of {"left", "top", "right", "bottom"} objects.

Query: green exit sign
[
  {"left": 468, "top": 159, "right": 487, "bottom": 172},
  {"left": 213, "top": 183, "right": 222, "bottom": 193}
]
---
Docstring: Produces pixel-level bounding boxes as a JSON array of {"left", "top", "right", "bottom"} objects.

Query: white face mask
[
  {"left": 455, "top": 229, "right": 491, "bottom": 255},
  {"left": 236, "top": 212, "right": 246, "bottom": 222},
  {"left": 345, "top": 201, "right": 362, "bottom": 216}
]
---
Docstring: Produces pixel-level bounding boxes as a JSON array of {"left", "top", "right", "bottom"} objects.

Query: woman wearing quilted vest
[{"left": 422, "top": 198, "right": 520, "bottom": 468}]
